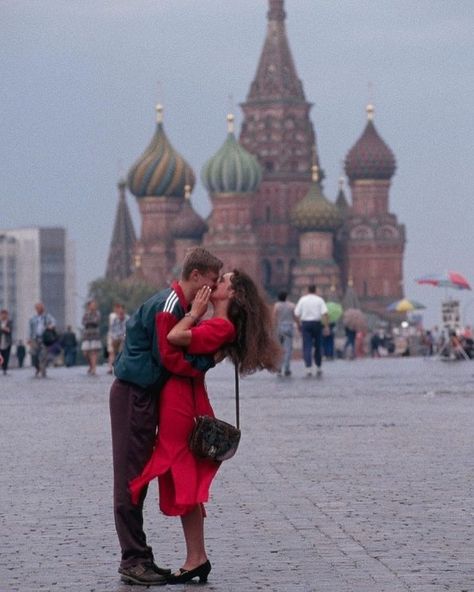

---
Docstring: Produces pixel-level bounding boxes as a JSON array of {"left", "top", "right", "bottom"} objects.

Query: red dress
[{"left": 129, "top": 317, "right": 236, "bottom": 516}]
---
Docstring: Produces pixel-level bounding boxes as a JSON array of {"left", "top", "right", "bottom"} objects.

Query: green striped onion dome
[
  {"left": 291, "top": 169, "right": 343, "bottom": 232},
  {"left": 201, "top": 114, "right": 262, "bottom": 194},
  {"left": 127, "top": 105, "right": 195, "bottom": 198}
]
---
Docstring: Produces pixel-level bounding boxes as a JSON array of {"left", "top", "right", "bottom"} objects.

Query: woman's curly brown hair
[{"left": 226, "top": 269, "right": 282, "bottom": 375}]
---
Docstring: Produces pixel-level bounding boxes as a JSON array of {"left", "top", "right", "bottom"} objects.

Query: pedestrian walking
[
  {"left": 355, "top": 330, "right": 366, "bottom": 357},
  {"left": 322, "top": 322, "right": 336, "bottom": 360},
  {"left": 273, "top": 291, "right": 295, "bottom": 376},
  {"left": 129, "top": 270, "right": 280, "bottom": 585},
  {"left": 423, "top": 330, "right": 434, "bottom": 356},
  {"left": 107, "top": 303, "right": 128, "bottom": 374},
  {"left": 431, "top": 325, "right": 441, "bottom": 353},
  {"left": 16, "top": 340, "right": 26, "bottom": 368},
  {"left": 294, "top": 284, "right": 330, "bottom": 377},
  {"left": 109, "top": 247, "right": 223, "bottom": 587},
  {"left": 61, "top": 326, "right": 78, "bottom": 367},
  {"left": 106, "top": 304, "right": 118, "bottom": 373},
  {"left": 370, "top": 331, "right": 381, "bottom": 357},
  {"left": 28, "top": 302, "right": 56, "bottom": 378},
  {"left": 343, "top": 325, "right": 357, "bottom": 359},
  {"left": 81, "top": 300, "right": 101, "bottom": 376},
  {"left": 0, "top": 309, "right": 13, "bottom": 375}
]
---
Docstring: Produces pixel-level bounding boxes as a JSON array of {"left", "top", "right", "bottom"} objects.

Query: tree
[{"left": 87, "top": 277, "right": 157, "bottom": 338}]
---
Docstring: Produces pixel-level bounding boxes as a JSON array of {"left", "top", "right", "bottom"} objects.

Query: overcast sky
[{"left": 1, "top": 0, "right": 473, "bottom": 327}]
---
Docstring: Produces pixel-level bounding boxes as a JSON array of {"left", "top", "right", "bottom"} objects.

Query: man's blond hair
[{"left": 181, "top": 247, "right": 223, "bottom": 280}]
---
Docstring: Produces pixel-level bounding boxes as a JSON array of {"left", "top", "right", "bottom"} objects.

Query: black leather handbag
[{"left": 189, "top": 365, "right": 241, "bottom": 462}]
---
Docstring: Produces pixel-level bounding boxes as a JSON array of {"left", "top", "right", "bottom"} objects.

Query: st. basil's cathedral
[{"left": 106, "top": 0, "right": 405, "bottom": 317}]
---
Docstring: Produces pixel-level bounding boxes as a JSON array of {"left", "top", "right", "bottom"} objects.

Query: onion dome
[
  {"left": 291, "top": 166, "right": 343, "bottom": 231},
  {"left": 201, "top": 114, "right": 262, "bottom": 194},
  {"left": 344, "top": 104, "right": 396, "bottom": 181},
  {"left": 127, "top": 105, "right": 195, "bottom": 198},
  {"left": 171, "top": 185, "right": 207, "bottom": 239}
]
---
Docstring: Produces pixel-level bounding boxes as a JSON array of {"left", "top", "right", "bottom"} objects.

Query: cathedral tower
[
  {"left": 171, "top": 184, "right": 207, "bottom": 268},
  {"left": 202, "top": 114, "right": 262, "bottom": 279},
  {"left": 127, "top": 104, "right": 195, "bottom": 287},
  {"left": 343, "top": 104, "right": 405, "bottom": 313},
  {"left": 106, "top": 178, "right": 137, "bottom": 282},
  {"left": 239, "top": 0, "right": 317, "bottom": 295},
  {"left": 290, "top": 165, "right": 342, "bottom": 296}
]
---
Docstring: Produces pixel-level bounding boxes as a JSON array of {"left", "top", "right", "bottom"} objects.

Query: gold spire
[
  {"left": 134, "top": 254, "right": 142, "bottom": 269},
  {"left": 156, "top": 103, "right": 164, "bottom": 124},
  {"left": 184, "top": 184, "right": 191, "bottom": 200},
  {"left": 311, "top": 146, "right": 319, "bottom": 182},
  {"left": 118, "top": 177, "right": 126, "bottom": 194},
  {"left": 227, "top": 113, "right": 235, "bottom": 134},
  {"left": 366, "top": 103, "right": 374, "bottom": 121}
]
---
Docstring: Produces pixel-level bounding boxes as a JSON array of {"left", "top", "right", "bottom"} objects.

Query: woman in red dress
[{"left": 129, "top": 270, "right": 280, "bottom": 584}]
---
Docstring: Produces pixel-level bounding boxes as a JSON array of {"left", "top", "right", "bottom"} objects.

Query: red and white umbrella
[{"left": 416, "top": 271, "right": 471, "bottom": 291}]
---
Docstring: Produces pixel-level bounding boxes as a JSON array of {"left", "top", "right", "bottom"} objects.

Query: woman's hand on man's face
[{"left": 191, "top": 286, "right": 212, "bottom": 318}]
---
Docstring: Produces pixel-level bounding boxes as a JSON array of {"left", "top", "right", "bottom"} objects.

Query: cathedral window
[
  {"left": 351, "top": 226, "right": 373, "bottom": 240},
  {"left": 378, "top": 226, "right": 398, "bottom": 239},
  {"left": 265, "top": 161, "right": 274, "bottom": 173}
]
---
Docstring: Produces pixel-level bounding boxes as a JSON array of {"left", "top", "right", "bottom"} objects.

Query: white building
[{"left": 0, "top": 227, "right": 76, "bottom": 343}]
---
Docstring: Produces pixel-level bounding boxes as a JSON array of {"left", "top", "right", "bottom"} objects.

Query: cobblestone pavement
[{"left": 1, "top": 358, "right": 473, "bottom": 592}]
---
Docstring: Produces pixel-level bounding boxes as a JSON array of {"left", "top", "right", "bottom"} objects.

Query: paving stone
[{"left": 0, "top": 358, "right": 473, "bottom": 591}]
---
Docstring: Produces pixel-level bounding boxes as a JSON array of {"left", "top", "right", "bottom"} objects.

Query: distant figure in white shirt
[
  {"left": 273, "top": 291, "right": 296, "bottom": 377},
  {"left": 107, "top": 303, "right": 129, "bottom": 375},
  {"left": 294, "top": 284, "right": 329, "bottom": 377}
]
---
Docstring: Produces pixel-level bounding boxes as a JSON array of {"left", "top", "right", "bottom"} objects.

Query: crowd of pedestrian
[
  {"left": 271, "top": 288, "right": 474, "bottom": 374},
  {"left": 0, "top": 299, "right": 129, "bottom": 377},
  {"left": 1, "top": 290, "right": 472, "bottom": 381}
]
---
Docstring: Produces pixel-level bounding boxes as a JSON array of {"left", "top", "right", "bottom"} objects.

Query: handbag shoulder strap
[{"left": 234, "top": 364, "right": 240, "bottom": 429}]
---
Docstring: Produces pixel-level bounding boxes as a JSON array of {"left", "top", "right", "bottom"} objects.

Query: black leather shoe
[
  {"left": 119, "top": 563, "right": 167, "bottom": 586},
  {"left": 167, "top": 560, "right": 211, "bottom": 584}
]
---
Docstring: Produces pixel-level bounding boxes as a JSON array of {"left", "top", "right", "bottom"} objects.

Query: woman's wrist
[{"left": 184, "top": 312, "right": 199, "bottom": 325}]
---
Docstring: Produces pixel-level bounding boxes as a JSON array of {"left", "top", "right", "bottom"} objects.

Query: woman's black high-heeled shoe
[{"left": 166, "top": 560, "right": 211, "bottom": 584}]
